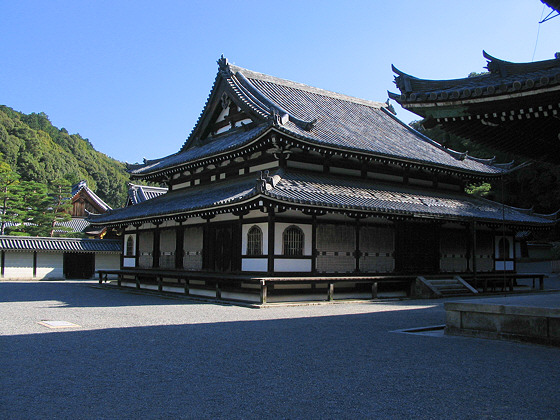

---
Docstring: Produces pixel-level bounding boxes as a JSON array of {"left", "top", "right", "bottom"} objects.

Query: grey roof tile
[
  {"left": 130, "top": 60, "right": 510, "bottom": 177},
  {"left": 90, "top": 169, "right": 554, "bottom": 226},
  {"left": 0, "top": 236, "right": 121, "bottom": 253}
]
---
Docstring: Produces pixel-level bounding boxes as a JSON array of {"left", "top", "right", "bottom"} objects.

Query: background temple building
[
  {"left": 91, "top": 57, "right": 557, "bottom": 303},
  {"left": 388, "top": 51, "right": 560, "bottom": 162}
]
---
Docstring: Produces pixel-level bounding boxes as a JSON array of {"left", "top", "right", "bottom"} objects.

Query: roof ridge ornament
[{"left": 217, "top": 55, "right": 232, "bottom": 76}]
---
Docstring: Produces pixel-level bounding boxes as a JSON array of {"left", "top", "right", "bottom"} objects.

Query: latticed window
[
  {"left": 247, "top": 225, "right": 263, "bottom": 256},
  {"left": 283, "top": 225, "right": 304, "bottom": 256},
  {"left": 126, "top": 236, "right": 135, "bottom": 256},
  {"left": 497, "top": 237, "right": 510, "bottom": 259}
]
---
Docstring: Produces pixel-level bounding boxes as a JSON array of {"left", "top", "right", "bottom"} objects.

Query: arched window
[
  {"left": 498, "top": 237, "right": 510, "bottom": 259},
  {"left": 283, "top": 225, "right": 304, "bottom": 256},
  {"left": 247, "top": 225, "right": 263, "bottom": 256},
  {"left": 126, "top": 236, "right": 135, "bottom": 256}
]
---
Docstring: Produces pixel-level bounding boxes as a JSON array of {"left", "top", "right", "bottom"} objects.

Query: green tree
[
  {"left": 0, "top": 161, "right": 22, "bottom": 235},
  {"left": 46, "top": 178, "right": 73, "bottom": 237}
]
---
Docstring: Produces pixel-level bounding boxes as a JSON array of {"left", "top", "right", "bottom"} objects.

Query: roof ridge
[{"left": 229, "top": 63, "right": 387, "bottom": 109}]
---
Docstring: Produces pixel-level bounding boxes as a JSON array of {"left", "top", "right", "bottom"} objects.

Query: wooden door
[
  {"left": 204, "top": 223, "right": 240, "bottom": 272},
  {"left": 395, "top": 222, "right": 439, "bottom": 274}
]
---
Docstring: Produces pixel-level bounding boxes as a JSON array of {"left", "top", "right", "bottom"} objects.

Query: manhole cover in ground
[
  {"left": 391, "top": 325, "right": 445, "bottom": 337},
  {"left": 38, "top": 320, "right": 81, "bottom": 329}
]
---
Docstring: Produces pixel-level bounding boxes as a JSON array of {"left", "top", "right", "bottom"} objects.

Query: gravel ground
[{"left": 1, "top": 280, "right": 559, "bottom": 419}]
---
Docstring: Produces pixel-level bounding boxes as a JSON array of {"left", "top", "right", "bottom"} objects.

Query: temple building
[
  {"left": 90, "top": 57, "right": 557, "bottom": 303},
  {"left": 388, "top": 51, "right": 560, "bottom": 162}
]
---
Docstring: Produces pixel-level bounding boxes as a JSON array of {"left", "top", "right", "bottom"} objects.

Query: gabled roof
[
  {"left": 0, "top": 236, "right": 121, "bottom": 253},
  {"left": 72, "top": 180, "right": 112, "bottom": 213},
  {"left": 128, "top": 57, "right": 512, "bottom": 179},
  {"left": 89, "top": 168, "right": 557, "bottom": 227},
  {"left": 126, "top": 183, "right": 168, "bottom": 206}
]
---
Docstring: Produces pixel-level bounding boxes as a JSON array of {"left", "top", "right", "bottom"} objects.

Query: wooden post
[
  {"left": 98, "top": 271, "right": 103, "bottom": 284},
  {"left": 472, "top": 221, "right": 478, "bottom": 289},
  {"left": 135, "top": 225, "right": 140, "bottom": 267},
  {"left": 311, "top": 215, "right": 317, "bottom": 274},
  {"left": 260, "top": 281, "right": 268, "bottom": 304},
  {"left": 117, "top": 274, "right": 122, "bottom": 287},
  {"left": 371, "top": 282, "right": 378, "bottom": 299},
  {"left": 135, "top": 274, "right": 140, "bottom": 289},
  {"left": 184, "top": 277, "right": 190, "bottom": 295},
  {"left": 153, "top": 223, "right": 161, "bottom": 268},
  {"left": 355, "top": 218, "right": 361, "bottom": 272},
  {"left": 267, "top": 209, "right": 275, "bottom": 274},
  {"left": 175, "top": 222, "right": 184, "bottom": 269},
  {"left": 216, "top": 281, "right": 221, "bottom": 300},
  {"left": 327, "top": 282, "right": 334, "bottom": 301}
]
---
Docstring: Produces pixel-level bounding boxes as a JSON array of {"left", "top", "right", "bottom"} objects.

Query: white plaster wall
[
  {"left": 3, "top": 252, "right": 34, "bottom": 279},
  {"left": 96, "top": 254, "right": 120, "bottom": 272},
  {"left": 274, "top": 223, "right": 312, "bottom": 255},
  {"left": 123, "top": 257, "right": 136, "bottom": 267},
  {"left": 36, "top": 253, "right": 64, "bottom": 279},
  {"left": 242, "top": 222, "right": 268, "bottom": 255},
  {"left": 242, "top": 258, "right": 268, "bottom": 272},
  {"left": 274, "top": 259, "right": 312, "bottom": 272},
  {"left": 495, "top": 261, "right": 514, "bottom": 271}
]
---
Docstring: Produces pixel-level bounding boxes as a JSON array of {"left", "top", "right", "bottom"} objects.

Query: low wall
[{"left": 445, "top": 299, "right": 560, "bottom": 346}]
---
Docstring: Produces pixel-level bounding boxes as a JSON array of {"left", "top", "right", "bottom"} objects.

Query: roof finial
[{"left": 217, "top": 55, "right": 229, "bottom": 72}]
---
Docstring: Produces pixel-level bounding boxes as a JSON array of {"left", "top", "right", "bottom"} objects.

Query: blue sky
[{"left": 2, "top": 1, "right": 559, "bottom": 164}]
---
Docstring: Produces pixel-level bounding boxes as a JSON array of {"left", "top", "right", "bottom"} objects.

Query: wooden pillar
[
  {"left": 135, "top": 274, "right": 140, "bottom": 289},
  {"left": 327, "top": 282, "right": 334, "bottom": 301},
  {"left": 355, "top": 218, "right": 361, "bottom": 273},
  {"left": 184, "top": 276, "right": 190, "bottom": 295},
  {"left": 33, "top": 251, "right": 38, "bottom": 278},
  {"left": 216, "top": 281, "right": 221, "bottom": 300},
  {"left": 472, "top": 221, "right": 478, "bottom": 287},
  {"left": 153, "top": 223, "right": 161, "bottom": 268},
  {"left": 465, "top": 223, "right": 472, "bottom": 272},
  {"left": 175, "top": 222, "right": 184, "bottom": 269},
  {"left": 158, "top": 276, "right": 163, "bottom": 292},
  {"left": 117, "top": 273, "right": 122, "bottom": 287},
  {"left": 371, "top": 282, "right": 378, "bottom": 299},
  {"left": 135, "top": 225, "right": 140, "bottom": 267},
  {"left": 311, "top": 215, "right": 317, "bottom": 274},
  {"left": 267, "top": 209, "right": 275, "bottom": 274},
  {"left": 1, "top": 250, "right": 4, "bottom": 277}
]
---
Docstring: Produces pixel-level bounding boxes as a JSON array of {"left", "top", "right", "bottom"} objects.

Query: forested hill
[{"left": 0, "top": 105, "right": 129, "bottom": 208}]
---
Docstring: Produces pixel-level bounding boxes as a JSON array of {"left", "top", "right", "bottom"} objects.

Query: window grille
[
  {"left": 247, "top": 225, "right": 263, "bottom": 256},
  {"left": 126, "top": 236, "right": 134, "bottom": 256},
  {"left": 283, "top": 225, "right": 304, "bottom": 256}
]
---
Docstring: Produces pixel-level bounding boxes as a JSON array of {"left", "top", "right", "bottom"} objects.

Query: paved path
[{"left": 1, "top": 281, "right": 559, "bottom": 419}]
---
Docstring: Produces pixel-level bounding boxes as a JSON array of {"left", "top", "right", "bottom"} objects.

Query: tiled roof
[
  {"left": 129, "top": 124, "right": 270, "bottom": 176},
  {"left": 126, "top": 183, "right": 168, "bottom": 206},
  {"left": 0, "top": 236, "right": 121, "bottom": 253},
  {"left": 89, "top": 169, "right": 555, "bottom": 227},
  {"left": 55, "top": 218, "right": 91, "bottom": 233},
  {"left": 129, "top": 58, "right": 510, "bottom": 177},
  {"left": 389, "top": 51, "right": 560, "bottom": 104},
  {"left": 90, "top": 174, "right": 259, "bottom": 224},
  {"left": 72, "top": 180, "right": 112, "bottom": 212},
  {"left": 262, "top": 170, "right": 556, "bottom": 226}
]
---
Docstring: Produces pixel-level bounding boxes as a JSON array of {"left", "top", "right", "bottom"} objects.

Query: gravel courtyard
[{"left": 1, "top": 281, "right": 559, "bottom": 419}]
